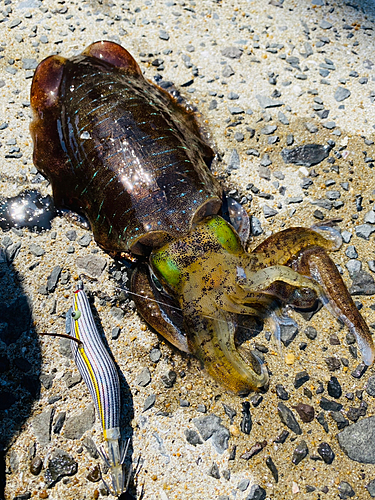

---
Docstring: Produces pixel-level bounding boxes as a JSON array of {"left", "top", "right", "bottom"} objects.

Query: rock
[
  {"left": 77, "top": 234, "right": 92, "bottom": 247},
  {"left": 337, "top": 416, "right": 375, "bottom": 463},
  {"left": 304, "top": 326, "right": 317, "bottom": 340},
  {"left": 338, "top": 481, "right": 355, "bottom": 499},
  {"left": 75, "top": 255, "right": 107, "bottom": 278},
  {"left": 161, "top": 370, "right": 177, "bottom": 388},
  {"left": 260, "top": 125, "right": 277, "bottom": 135},
  {"left": 245, "top": 484, "right": 266, "bottom": 500},
  {"left": 280, "top": 323, "right": 298, "bottom": 346},
  {"left": 221, "top": 47, "right": 242, "bottom": 59},
  {"left": 222, "top": 403, "right": 236, "bottom": 422},
  {"left": 207, "top": 462, "right": 220, "bottom": 479},
  {"left": 265, "top": 456, "right": 278, "bottom": 482},
  {"left": 240, "top": 440, "right": 267, "bottom": 460},
  {"left": 294, "top": 371, "right": 310, "bottom": 389},
  {"left": 240, "top": 402, "right": 252, "bottom": 434},
  {"left": 365, "top": 375, "right": 375, "bottom": 396},
  {"left": 45, "top": 449, "right": 78, "bottom": 487},
  {"left": 277, "top": 403, "right": 302, "bottom": 434},
  {"left": 256, "top": 95, "right": 284, "bottom": 108},
  {"left": 65, "top": 230, "right": 77, "bottom": 241},
  {"left": 53, "top": 411, "right": 66, "bottom": 434},
  {"left": 318, "top": 442, "right": 335, "bottom": 463},
  {"left": 29, "top": 243, "right": 45, "bottom": 257},
  {"left": 227, "top": 148, "right": 240, "bottom": 171},
  {"left": 238, "top": 478, "right": 250, "bottom": 491},
  {"left": 86, "top": 464, "right": 101, "bottom": 482},
  {"left": 136, "top": 367, "right": 151, "bottom": 387},
  {"left": 143, "top": 394, "right": 156, "bottom": 412},
  {"left": 350, "top": 271, "right": 375, "bottom": 295},
  {"left": 355, "top": 224, "right": 375, "bottom": 240},
  {"left": 351, "top": 362, "right": 368, "bottom": 378},
  {"left": 334, "top": 87, "right": 351, "bottom": 102},
  {"left": 64, "top": 404, "right": 95, "bottom": 440},
  {"left": 47, "top": 266, "right": 62, "bottom": 292},
  {"left": 281, "top": 144, "right": 331, "bottom": 167},
  {"left": 328, "top": 376, "right": 342, "bottom": 398},
  {"left": 293, "top": 403, "right": 314, "bottom": 423},
  {"left": 185, "top": 429, "right": 202, "bottom": 446},
  {"left": 330, "top": 411, "right": 349, "bottom": 430},
  {"left": 110, "top": 307, "right": 124, "bottom": 321},
  {"left": 193, "top": 414, "right": 230, "bottom": 453},
  {"left": 276, "top": 384, "right": 289, "bottom": 400},
  {"left": 32, "top": 408, "right": 53, "bottom": 446},
  {"left": 82, "top": 436, "right": 99, "bottom": 459},
  {"left": 325, "top": 356, "right": 341, "bottom": 371},
  {"left": 62, "top": 371, "right": 82, "bottom": 388},
  {"left": 292, "top": 440, "right": 308, "bottom": 465},
  {"left": 366, "top": 478, "right": 375, "bottom": 497},
  {"left": 316, "top": 411, "right": 329, "bottom": 433},
  {"left": 30, "top": 456, "right": 42, "bottom": 476},
  {"left": 320, "top": 397, "right": 343, "bottom": 411},
  {"left": 159, "top": 29, "right": 169, "bottom": 40},
  {"left": 222, "top": 65, "right": 234, "bottom": 77},
  {"left": 263, "top": 205, "right": 278, "bottom": 218}
]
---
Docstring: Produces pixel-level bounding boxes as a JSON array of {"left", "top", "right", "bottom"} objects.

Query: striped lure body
[{"left": 69, "top": 283, "right": 124, "bottom": 495}]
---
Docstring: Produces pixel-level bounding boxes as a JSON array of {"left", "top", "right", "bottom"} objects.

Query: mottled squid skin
[{"left": 30, "top": 41, "right": 375, "bottom": 394}]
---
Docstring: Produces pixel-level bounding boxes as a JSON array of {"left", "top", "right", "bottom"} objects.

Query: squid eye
[{"left": 72, "top": 310, "right": 81, "bottom": 320}]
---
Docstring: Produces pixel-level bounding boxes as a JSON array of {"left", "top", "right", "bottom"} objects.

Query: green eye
[
  {"left": 151, "top": 250, "right": 181, "bottom": 290},
  {"left": 72, "top": 310, "right": 81, "bottom": 320}
]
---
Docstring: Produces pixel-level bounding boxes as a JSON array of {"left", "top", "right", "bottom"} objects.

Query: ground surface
[{"left": 1, "top": 0, "right": 375, "bottom": 499}]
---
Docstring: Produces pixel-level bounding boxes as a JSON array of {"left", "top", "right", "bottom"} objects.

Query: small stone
[
  {"left": 207, "top": 462, "right": 220, "bottom": 479},
  {"left": 222, "top": 403, "right": 236, "bottom": 422},
  {"left": 316, "top": 411, "right": 329, "bottom": 433},
  {"left": 355, "top": 224, "right": 375, "bottom": 240},
  {"left": 180, "top": 399, "right": 190, "bottom": 407},
  {"left": 325, "top": 356, "right": 341, "bottom": 371},
  {"left": 250, "top": 216, "right": 263, "bottom": 236},
  {"left": 366, "top": 375, "right": 375, "bottom": 396},
  {"left": 256, "top": 95, "right": 284, "bottom": 109},
  {"left": 227, "top": 148, "right": 240, "bottom": 171},
  {"left": 193, "top": 414, "right": 230, "bottom": 453},
  {"left": 274, "top": 429, "right": 289, "bottom": 443},
  {"left": 65, "top": 230, "right": 77, "bottom": 241},
  {"left": 366, "top": 479, "right": 375, "bottom": 497},
  {"left": 351, "top": 362, "right": 367, "bottom": 378},
  {"left": 292, "top": 440, "right": 308, "bottom": 465},
  {"left": 246, "top": 484, "right": 266, "bottom": 500},
  {"left": 159, "top": 29, "right": 169, "bottom": 40},
  {"left": 62, "top": 371, "right": 82, "bottom": 388},
  {"left": 240, "top": 440, "right": 267, "bottom": 460},
  {"left": 221, "top": 47, "right": 242, "bottom": 59},
  {"left": 87, "top": 464, "right": 101, "bottom": 483},
  {"left": 280, "top": 323, "right": 298, "bottom": 346},
  {"left": 338, "top": 416, "right": 375, "bottom": 463},
  {"left": 82, "top": 436, "right": 99, "bottom": 459},
  {"left": 161, "top": 370, "right": 177, "bottom": 388},
  {"left": 350, "top": 271, "right": 375, "bottom": 294},
  {"left": 30, "top": 456, "right": 42, "bottom": 476},
  {"left": 185, "top": 429, "right": 202, "bottom": 446},
  {"left": 330, "top": 411, "right": 349, "bottom": 430},
  {"left": 29, "top": 243, "right": 45, "bottom": 257},
  {"left": 334, "top": 87, "right": 351, "bottom": 102},
  {"left": 263, "top": 205, "right": 278, "bottom": 218},
  {"left": 149, "top": 348, "right": 161, "bottom": 362},
  {"left": 265, "top": 456, "right": 278, "bottom": 483},
  {"left": 111, "top": 327, "right": 121, "bottom": 340},
  {"left": 53, "top": 412, "right": 66, "bottom": 434},
  {"left": 143, "top": 394, "right": 156, "bottom": 412},
  {"left": 75, "top": 255, "right": 106, "bottom": 278},
  {"left": 277, "top": 402, "right": 302, "bottom": 434},
  {"left": 320, "top": 19, "right": 332, "bottom": 29},
  {"left": 328, "top": 376, "right": 342, "bottom": 398},
  {"left": 318, "top": 442, "right": 335, "bottom": 464},
  {"left": 77, "top": 234, "right": 92, "bottom": 247},
  {"left": 110, "top": 307, "right": 124, "bottom": 321},
  {"left": 305, "top": 326, "right": 317, "bottom": 340},
  {"left": 64, "top": 404, "right": 95, "bottom": 439},
  {"left": 222, "top": 65, "right": 234, "bottom": 77},
  {"left": 136, "top": 367, "right": 151, "bottom": 387},
  {"left": 261, "top": 125, "right": 277, "bottom": 135},
  {"left": 238, "top": 478, "right": 250, "bottom": 491},
  {"left": 293, "top": 403, "right": 314, "bottom": 423},
  {"left": 278, "top": 111, "right": 289, "bottom": 125},
  {"left": 338, "top": 481, "right": 355, "bottom": 499},
  {"left": 320, "top": 397, "right": 343, "bottom": 412},
  {"left": 45, "top": 449, "right": 78, "bottom": 487},
  {"left": 32, "top": 408, "right": 53, "bottom": 446},
  {"left": 240, "top": 402, "right": 252, "bottom": 434},
  {"left": 294, "top": 370, "right": 310, "bottom": 389},
  {"left": 47, "top": 266, "right": 62, "bottom": 292},
  {"left": 281, "top": 144, "right": 331, "bottom": 167},
  {"left": 276, "top": 384, "right": 289, "bottom": 400}
]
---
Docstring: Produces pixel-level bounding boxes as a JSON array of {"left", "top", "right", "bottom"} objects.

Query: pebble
[
  {"left": 136, "top": 367, "right": 151, "bottom": 387},
  {"left": 29, "top": 243, "right": 45, "bottom": 257},
  {"left": 304, "top": 326, "right": 317, "bottom": 340},
  {"left": 338, "top": 481, "right": 355, "bottom": 499},
  {"left": 159, "top": 29, "right": 169, "bottom": 40},
  {"left": 82, "top": 436, "right": 99, "bottom": 459},
  {"left": 161, "top": 370, "right": 177, "bottom": 388},
  {"left": 292, "top": 440, "right": 308, "bottom": 465},
  {"left": 280, "top": 323, "right": 298, "bottom": 346},
  {"left": 274, "top": 429, "right": 289, "bottom": 443},
  {"left": 221, "top": 47, "right": 242, "bottom": 59},
  {"left": 237, "top": 478, "right": 250, "bottom": 491},
  {"left": 334, "top": 87, "right": 351, "bottom": 102},
  {"left": 31, "top": 408, "right": 53, "bottom": 446},
  {"left": 185, "top": 429, "right": 202, "bottom": 446},
  {"left": 245, "top": 484, "right": 266, "bottom": 500},
  {"left": 318, "top": 442, "right": 335, "bottom": 463},
  {"left": 45, "top": 449, "right": 78, "bottom": 487},
  {"left": 293, "top": 403, "right": 314, "bottom": 423},
  {"left": 256, "top": 94, "right": 284, "bottom": 109},
  {"left": 143, "top": 394, "right": 156, "bottom": 412},
  {"left": 265, "top": 456, "right": 278, "bottom": 482},
  {"left": 320, "top": 397, "right": 343, "bottom": 412},
  {"left": 77, "top": 234, "right": 92, "bottom": 247},
  {"left": 338, "top": 416, "right": 375, "bottom": 463},
  {"left": 46, "top": 265, "right": 62, "bottom": 293},
  {"left": 365, "top": 375, "right": 375, "bottom": 396},
  {"left": 110, "top": 307, "right": 124, "bottom": 321},
  {"left": 325, "top": 356, "right": 341, "bottom": 371},
  {"left": 294, "top": 370, "right": 310, "bottom": 389},
  {"left": 351, "top": 362, "right": 367, "bottom": 378},
  {"left": 327, "top": 376, "right": 342, "bottom": 398},
  {"left": 65, "top": 230, "right": 77, "bottom": 241},
  {"left": 208, "top": 462, "right": 220, "bottom": 479},
  {"left": 64, "top": 404, "right": 95, "bottom": 440},
  {"left": 222, "top": 403, "right": 236, "bottom": 422},
  {"left": 349, "top": 271, "right": 375, "bottom": 294},
  {"left": 53, "top": 411, "right": 66, "bottom": 434},
  {"left": 277, "top": 402, "right": 302, "bottom": 435},
  {"left": 149, "top": 348, "right": 161, "bottom": 362},
  {"left": 111, "top": 327, "right": 121, "bottom": 340},
  {"left": 366, "top": 479, "right": 375, "bottom": 497},
  {"left": 222, "top": 65, "right": 234, "bottom": 77},
  {"left": 86, "top": 464, "right": 101, "bottom": 482},
  {"left": 227, "top": 148, "right": 240, "bottom": 171},
  {"left": 193, "top": 414, "right": 230, "bottom": 453},
  {"left": 75, "top": 255, "right": 106, "bottom": 278},
  {"left": 240, "top": 402, "right": 252, "bottom": 434},
  {"left": 281, "top": 144, "right": 331, "bottom": 167},
  {"left": 62, "top": 371, "right": 82, "bottom": 388},
  {"left": 331, "top": 411, "right": 349, "bottom": 430},
  {"left": 275, "top": 384, "right": 289, "bottom": 400},
  {"left": 316, "top": 411, "right": 329, "bottom": 433},
  {"left": 30, "top": 456, "right": 42, "bottom": 476},
  {"left": 355, "top": 224, "right": 375, "bottom": 240},
  {"left": 240, "top": 440, "right": 267, "bottom": 460},
  {"left": 250, "top": 216, "right": 263, "bottom": 236},
  {"left": 260, "top": 125, "right": 277, "bottom": 135}
]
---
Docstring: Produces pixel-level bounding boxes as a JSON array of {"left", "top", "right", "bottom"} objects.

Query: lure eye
[{"left": 72, "top": 310, "right": 81, "bottom": 320}]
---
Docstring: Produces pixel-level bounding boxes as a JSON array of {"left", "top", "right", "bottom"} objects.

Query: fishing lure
[{"left": 68, "top": 282, "right": 125, "bottom": 496}]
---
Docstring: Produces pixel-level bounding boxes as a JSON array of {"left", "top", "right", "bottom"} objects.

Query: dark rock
[
  {"left": 320, "top": 397, "right": 343, "bottom": 411},
  {"left": 274, "top": 429, "right": 289, "bottom": 443},
  {"left": 337, "top": 416, "right": 375, "bottom": 463},
  {"left": 265, "top": 456, "right": 278, "bottom": 482},
  {"left": 305, "top": 326, "right": 317, "bottom": 340},
  {"left": 53, "top": 411, "right": 66, "bottom": 434},
  {"left": 207, "top": 462, "right": 220, "bottom": 479},
  {"left": 275, "top": 384, "right": 289, "bottom": 400},
  {"left": 45, "top": 449, "right": 78, "bottom": 487},
  {"left": 293, "top": 403, "right": 314, "bottom": 423},
  {"left": 240, "top": 402, "right": 252, "bottom": 434},
  {"left": 328, "top": 376, "right": 342, "bottom": 398},
  {"left": 245, "top": 484, "right": 266, "bottom": 500},
  {"left": 292, "top": 440, "right": 308, "bottom": 465},
  {"left": 161, "top": 370, "right": 177, "bottom": 388},
  {"left": 193, "top": 414, "right": 230, "bottom": 453},
  {"left": 180, "top": 399, "right": 190, "bottom": 407},
  {"left": 366, "top": 478, "right": 375, "bottom": 497},
  {"left": 280, "top": 323, "right": 298, "bottom": 346},
  {"left": 86, "top": 464, "right": 101, "bottom": 482},
  {"left": 39, "top": 373, "right": 54, "bottom": 390},
  {"left": 316, "top": 411, "right": 329, "bottom": 433},
  {"left": 294, "top": 370, "right": 310, "bottom": 389},
  {"left": 338, "top": 481, "right": 355, "bottom": 499},
  {"left": 351, "top": 362, "right": 367, "bottom": 378},
  {"left": 240, "top": 440, "right": 267, "bottom": 459},
  {"left": 185, "top": 429, "right": 203, "bottom": 446},
  {"left": 277, "top": 403, "right": 302, "bottom": 434},
  {"left": 250, "top": 393, "right": 263, "bottom": 407},
  {"left": 330, "top": 411, "right": 349, "bottom": 430},
  {"left": 222, "top": 403, "right": 236, "bottom": 422},
  {"left": 325, "top": 357, "right": 341, "bottom": 371},
  {"left": 318, "top": 442, "right": 335, "bottom": 463},
  {"left": 350, "top": 271, "right": 375, "bottom": 295},
  {"left": 143, "top": 394, "right": 156, "bottom": 412},
  {"left": 281, "top": 144, "right": 331, "bottom": 167},
  {"left": 30, "top": 456, "right": 42, "bottom": 476},
  {"left": 365, "top": 375, "right": 375, "bottom": 396}
]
